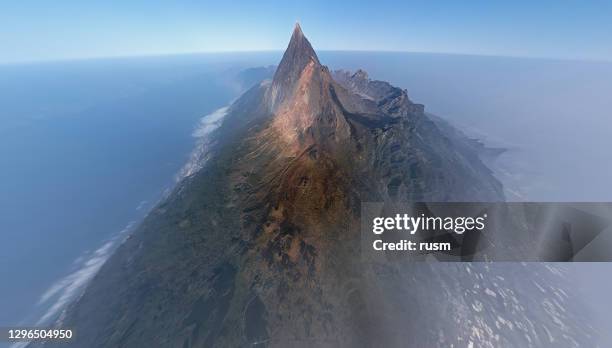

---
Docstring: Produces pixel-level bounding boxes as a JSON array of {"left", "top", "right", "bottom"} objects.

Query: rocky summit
[{"left": 39, "top": 24, "right": 595, "bottom": 347}]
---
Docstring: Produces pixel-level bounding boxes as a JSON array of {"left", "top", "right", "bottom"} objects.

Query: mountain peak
[
  {"left": 268, "top": 24, "right": 321, "bottom": 111},
  {"left": 293, "top": 22, "right": 303, "bottom": 37}
]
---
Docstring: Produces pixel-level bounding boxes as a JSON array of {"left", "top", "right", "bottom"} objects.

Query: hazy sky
[{"left": 2, "top": 0, "right": 612, "bottom": 63}]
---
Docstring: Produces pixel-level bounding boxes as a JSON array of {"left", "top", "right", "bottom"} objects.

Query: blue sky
[{"left": 2, "top": 0, "right": 611, "bottom": 63}]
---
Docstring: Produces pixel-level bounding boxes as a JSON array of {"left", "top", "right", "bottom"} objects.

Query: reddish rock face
[
  {"left": 267, "top": 24, "right": 352, "bottom": 151},
  {"left": 259, "top": 24, "right": 502, "bottom": 203},
  {"left": 268, "top": 23, "right": 321, "bottom": 112}
]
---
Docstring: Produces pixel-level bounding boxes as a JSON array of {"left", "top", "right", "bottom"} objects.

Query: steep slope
[{"left": 39, "top": 25, "right": 595, "bottom": 347}]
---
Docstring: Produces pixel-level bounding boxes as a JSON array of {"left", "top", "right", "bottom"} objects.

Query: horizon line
[{"left": 2, "top": 49, "right": 612, "bottom": 67}]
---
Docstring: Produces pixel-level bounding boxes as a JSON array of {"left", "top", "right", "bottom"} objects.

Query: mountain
[{"left": 39, "top": 24, "right": 595, "bottom": 347}]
